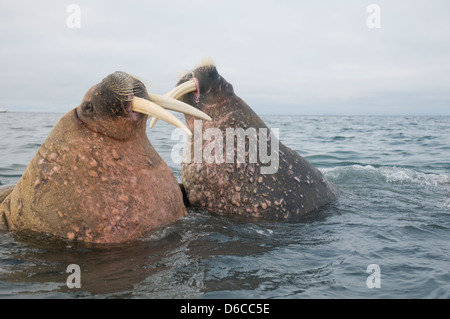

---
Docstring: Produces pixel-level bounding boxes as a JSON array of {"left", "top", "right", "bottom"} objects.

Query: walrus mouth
[{"left": 131, "top": 82, "right": 209, "bottom": 136}]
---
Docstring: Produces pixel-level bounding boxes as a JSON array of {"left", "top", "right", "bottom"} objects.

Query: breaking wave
[{"left": 321, "top": 165, "right": 450, "bottom": 187}]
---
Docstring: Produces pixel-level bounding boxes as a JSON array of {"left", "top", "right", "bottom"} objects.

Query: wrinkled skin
[
  {"left": 0, "top": 72, "right": 186, "bottom": 243},
  {"left": 177, "top": 65, "right": 339, "bottom": 220}
]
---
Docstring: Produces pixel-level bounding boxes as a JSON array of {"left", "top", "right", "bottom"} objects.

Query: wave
[
  {"left": 321, "top": 165, "right": 450, "bottom": 187},
  {"left": 445, "top": 199, "right": 450, "bottom": 209}
]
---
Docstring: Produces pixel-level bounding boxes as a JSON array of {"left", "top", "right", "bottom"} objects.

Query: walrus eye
[{"left": 82, "top": 102, "right": 94, "bottom": 114}]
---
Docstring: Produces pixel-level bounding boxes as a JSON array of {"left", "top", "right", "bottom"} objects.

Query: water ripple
[{"left": 1, "top": 114, "right": 449, "bottom": 298}]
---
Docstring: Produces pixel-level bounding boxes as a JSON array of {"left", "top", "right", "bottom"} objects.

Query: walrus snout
[
  {"left": 85, "top": 72, "right": 147, "bottom": 120},
  {"left": 104, "top": 71, "right": 146, "bottom": 101}
]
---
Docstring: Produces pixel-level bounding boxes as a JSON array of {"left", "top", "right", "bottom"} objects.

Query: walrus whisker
[
  {"left": 108, "top": 72, "right": 147, "bottom": 101},
  {"left": 111, "top": 86, "right": 145, "bottom": 100},
  {"left": 132, "top": 97, "right": 192, "bottom": 136},
  {"left": 109, "top": 74, "right": 135, "bottom": 96}
]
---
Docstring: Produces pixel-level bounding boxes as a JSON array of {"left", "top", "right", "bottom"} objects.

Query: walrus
[
  {"left": 174, "top": 59, "right": 339, "bottom": 220},
  {"left": 0, "top": 71, "right": 210, "bottom": 244}
]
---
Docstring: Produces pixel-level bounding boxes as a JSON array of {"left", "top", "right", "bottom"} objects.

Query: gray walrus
[
  {"left": 174, "top": 60, "right": 339, "bottom": 220},
  {"left": 0, "top": 71, "right": 210, "bottom": 243}
]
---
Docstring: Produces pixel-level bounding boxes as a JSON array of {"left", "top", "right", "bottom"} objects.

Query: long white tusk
[
  {"left": 132, "top": 97, "right": 192, "bottom": 136},
  {"left": 149, "top": 80, "right": 203, "bottom": 129},
  {"left": 165, "top": 80, "right": 197, "bottom": 100},
  {"left": 148, "top": 93, "right": 211, "bottom": 121}
]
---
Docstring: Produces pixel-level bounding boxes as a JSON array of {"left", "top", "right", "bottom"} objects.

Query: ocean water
[{"left": 0, "top": 112, "right": 449, "bottom": 299}]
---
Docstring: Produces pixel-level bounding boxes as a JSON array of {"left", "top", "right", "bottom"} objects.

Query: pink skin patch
[
  {"left": 126, "top": 94, "right": 141, "bottom": 122},
  {"left": 129, "top": 110, "right": 140, "bottom": 122},
  {"left": 192, "top": 77, "right": 200, "bottom": 103}
]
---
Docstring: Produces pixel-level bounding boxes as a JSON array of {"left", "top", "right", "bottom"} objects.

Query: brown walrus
[
  {"left": 0, "top": 71, "right": 210, "bottom": 244},
  {"left": 175, "top": 59, "right": 339, "bottom": 220}
]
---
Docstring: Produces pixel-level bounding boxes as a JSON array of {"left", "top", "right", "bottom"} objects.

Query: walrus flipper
[{"left": 0, "top": 185, "right": 15, "bottom": 231}]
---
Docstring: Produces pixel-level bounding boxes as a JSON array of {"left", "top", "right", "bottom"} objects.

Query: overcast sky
[{"left": 1, "top": 0, "right": 449, "bottom": 115}]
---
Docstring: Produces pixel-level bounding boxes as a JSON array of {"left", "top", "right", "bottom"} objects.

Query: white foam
[
  {"left": 321, "top": 165, "right": 450, "bottom": 187},
  {"left": 382, "top": 167, "right": 449, "bottom": 186},
  {"left": 255, "top": 228, "right": 274, "bottom": 236}
]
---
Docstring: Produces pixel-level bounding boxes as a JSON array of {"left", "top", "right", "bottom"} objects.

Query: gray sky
[{"left": 1, "top": 0, "right": 449, "bottom": 115}]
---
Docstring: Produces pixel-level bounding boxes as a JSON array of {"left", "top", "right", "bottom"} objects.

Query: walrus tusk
[
  {"left": 132, "top": 97, "right": 192, "bottom": 136},
  {"left": 165, "top": 79, "right": 197, "bottom": 100},
  {"left": 149, "top": 80, "right": 201, "bottom": 129},
  {"left": 149, "top": 116, "right": 159, "bottom": 129},
  {"left": 148, "top": 93, "right": 211, "bottom": 121}
]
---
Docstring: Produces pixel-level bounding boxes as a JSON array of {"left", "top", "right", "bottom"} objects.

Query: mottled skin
[
  {"left": 0, "top": 72, "right": 186, "bottom": 243},
  {"left": 178, "top": 65, "right": 339, "bottom": 220}
]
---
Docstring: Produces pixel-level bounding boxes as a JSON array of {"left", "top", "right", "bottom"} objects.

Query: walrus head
[
  {"left": 77, "top": 71, "right": 210, "bottom": 141},
  {"left": 173, "top": 58, "right": 263, "bottom": 130},
  {"left": 175, "top": 58, "right": 235, "bottom": 115}
]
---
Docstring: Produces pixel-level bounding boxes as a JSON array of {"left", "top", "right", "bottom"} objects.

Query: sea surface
[{"left": 0, "top": 112, "right": 449, "bottom": 299}]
